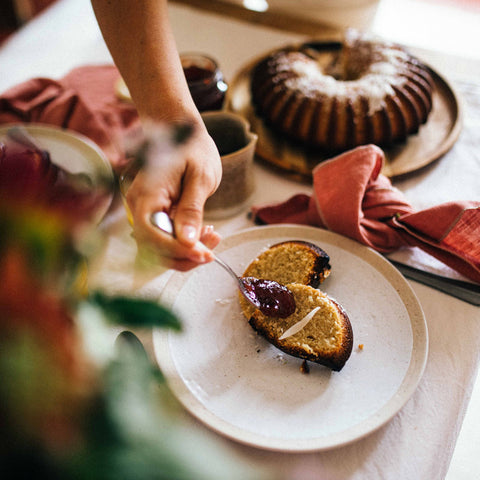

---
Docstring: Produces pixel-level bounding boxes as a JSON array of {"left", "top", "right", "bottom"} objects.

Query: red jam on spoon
[{"left": 242, "top": 277, "right": 296, "bottom": 318}]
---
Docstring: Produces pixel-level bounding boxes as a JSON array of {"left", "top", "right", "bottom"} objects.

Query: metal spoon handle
[
  {"left": 149, "top": 211, "right": 296, "bottom": 316},
  {"left": 209, "top": 253, "right": 239, "bottom": 280},
  {"left": 150, "top": 211, "right": 239, "bottom": 282}
]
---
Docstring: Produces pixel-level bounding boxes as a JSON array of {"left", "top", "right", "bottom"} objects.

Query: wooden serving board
[{"left": 225, "top": 41, "right": 463, "bottom": 181}]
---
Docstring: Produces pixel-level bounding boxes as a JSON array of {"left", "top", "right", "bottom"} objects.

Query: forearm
[
  {"left": 91, "top": 0, "right": 199, "bottom": 124},
  {"left": 91, "top": 0, "right": 222, "bottom": 267}
]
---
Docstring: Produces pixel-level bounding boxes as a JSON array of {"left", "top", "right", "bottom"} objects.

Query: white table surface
[{"left": 1, "top": 1, "right": 479, "bottom": 478}]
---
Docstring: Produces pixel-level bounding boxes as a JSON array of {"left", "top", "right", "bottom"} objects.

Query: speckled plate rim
[
  {"left": 225, "top": 40, "right": 463, "bottom": 180},
  {"left": 153, "top": 225, "right": 428, "bottom": 452}
]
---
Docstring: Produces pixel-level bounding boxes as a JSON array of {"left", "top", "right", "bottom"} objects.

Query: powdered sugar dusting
[{"left": 277, "top": 41, "right": 409, "bottom": 115}]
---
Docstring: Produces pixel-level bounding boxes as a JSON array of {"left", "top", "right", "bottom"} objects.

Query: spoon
[{"left": 151, "top": 211, "right": 296, "bottom": 318}]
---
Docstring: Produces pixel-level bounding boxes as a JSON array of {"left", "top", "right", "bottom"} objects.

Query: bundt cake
[
  {"left": 239, "top": 240, "right": 353, "bottom": 371},
  {"left": 250, "top": 30, "right": 435, "bottom": 153}
]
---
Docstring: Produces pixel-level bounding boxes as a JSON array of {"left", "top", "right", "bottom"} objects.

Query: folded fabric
[
  {"left": 252, "top": 145, "right": 480, "bottom": 283},
  {"left": 0, "top": 65, "right": 139, "bottom": 171}
]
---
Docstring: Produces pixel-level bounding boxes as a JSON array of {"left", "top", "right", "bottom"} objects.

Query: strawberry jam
[
  {"left": 242, "top": 277, "right": 296, "bottom": 318},
  {"left": 181, "top": 54, "right": 227, "bottom": 111}
]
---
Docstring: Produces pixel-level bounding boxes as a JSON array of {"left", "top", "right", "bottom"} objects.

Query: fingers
[
  {"left": 136, "top": 225, "right": 221, "bottom": 272},
  {"left": 173, "top": 130, "right": 222, "bottom": 247},
  {"left": 124, "top": 122, "right": 222, "bottom": 271},
  {"left": 173, "top": 207, "right": 201, "bottom": 247},
  {"left": 131, "top": 193, "right": 221, "bottom": 270},
  {"left": 173, "top": 172, "right": 213, "bottom": 247},
  {"left": 128, "top": 194, "right": 219, "bottom": 270},
  {"left": 199, "top": 224, "right": 221, "bottom": 250},
  {"left": 167, "top": 224, "right": 220, "bottom": 265}
]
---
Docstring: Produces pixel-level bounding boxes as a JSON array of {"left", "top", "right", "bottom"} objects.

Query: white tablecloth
[{"left": 1, "top": 1, "right": 479, "bottom": 479}]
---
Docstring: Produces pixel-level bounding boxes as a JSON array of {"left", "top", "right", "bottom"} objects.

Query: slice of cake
[
  {"left": 248, "top": 283, "right": 353, "bottom": 371},
  {"left": 242, "top": 240, "right": 331, "bottom": 287},
  {"left": 240, "top": 240, "right": 353, "bottom": 371},
  {"left": 240, "top": 240, "right": 331, "bottom": 321}
]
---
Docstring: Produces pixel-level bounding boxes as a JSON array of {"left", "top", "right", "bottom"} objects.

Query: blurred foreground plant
[{"left": 0, "top": 137, "right": 267, "bottom": 480}]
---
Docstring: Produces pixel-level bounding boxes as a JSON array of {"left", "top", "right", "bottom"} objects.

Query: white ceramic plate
[
  {"left": 153, "top": 225, "right": 428, "bottom": 452},
  {"left": 0, "top": 123, "right": 114, "bottom": 220}
]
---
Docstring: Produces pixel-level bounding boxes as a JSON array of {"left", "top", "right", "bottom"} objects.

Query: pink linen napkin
[
  {"left": 252, "top": 145, "right": 480, "bottom": 283},
  {"left": 0, "top": 65, "right": 139, "bottom": 171}
]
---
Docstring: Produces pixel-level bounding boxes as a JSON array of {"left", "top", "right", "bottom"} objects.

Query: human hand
[{"left": 124, "top": 122, "right": 222, "bottom": 271}]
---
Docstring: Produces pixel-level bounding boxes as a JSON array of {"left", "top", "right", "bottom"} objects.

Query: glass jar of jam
[{"left": 181, "top": 53, "right": 228, "bottom": 111}]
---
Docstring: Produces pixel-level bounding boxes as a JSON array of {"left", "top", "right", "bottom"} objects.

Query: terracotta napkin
[
  {"left": 0, "top": 65, "right": 139, "bottom": 171},
  {"left": 252, "top": 145, "right": 480, "bottom": 283}
]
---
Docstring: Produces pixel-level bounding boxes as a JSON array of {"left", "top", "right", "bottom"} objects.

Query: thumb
[{"left": 173, "top": 186, "right": 205, "bottom": 247}]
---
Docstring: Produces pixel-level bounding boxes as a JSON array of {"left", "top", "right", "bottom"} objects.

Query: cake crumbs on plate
[{"left": 300, "top": 360, "right": 310, "bottom": 374}]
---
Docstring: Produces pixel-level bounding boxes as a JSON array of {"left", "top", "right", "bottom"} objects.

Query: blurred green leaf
[
  {"left": 87, "top": 292, "right": 181, "bottom": 331},
  {"left": 64, "top": 329, "right": 268, "bottom": 480}
]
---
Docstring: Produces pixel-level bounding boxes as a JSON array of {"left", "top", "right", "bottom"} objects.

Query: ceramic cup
[{"left": 202, "top": 111, "right": 257, "bottom": 220}]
